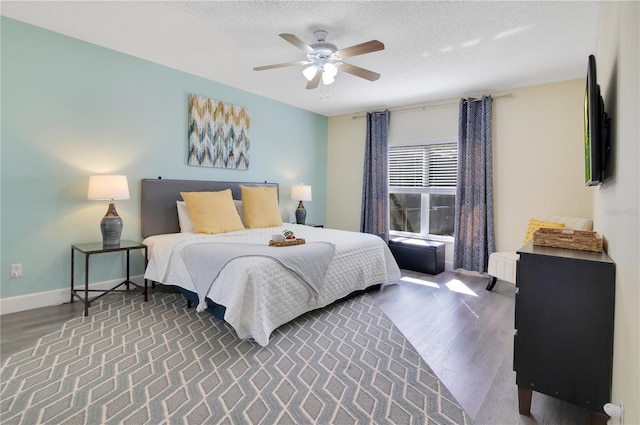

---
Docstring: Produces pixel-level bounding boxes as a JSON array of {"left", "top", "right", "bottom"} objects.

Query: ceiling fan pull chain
[{"left": 320, "top": 84, "right": 330, "bottom": 99}]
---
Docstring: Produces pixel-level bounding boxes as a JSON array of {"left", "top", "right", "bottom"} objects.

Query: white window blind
[{"left": 389, "top": 142, "right": 458, "bottom": 187}]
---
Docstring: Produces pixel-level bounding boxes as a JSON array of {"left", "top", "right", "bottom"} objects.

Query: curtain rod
[{"left": 351, "top": 93, "right": 512, "bottom": 119}]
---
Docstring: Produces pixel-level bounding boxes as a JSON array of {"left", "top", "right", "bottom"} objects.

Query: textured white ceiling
[{"left": 1, "top": 1, "right": 602, "bottom": 117}]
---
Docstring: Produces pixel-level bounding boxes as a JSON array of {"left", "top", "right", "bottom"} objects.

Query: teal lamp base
[
  {"left": 295, "top": 201, "right": 307, "bottom": 225},
  {"left": 100, "top": 201, "right": 123, "bottom": 246}
]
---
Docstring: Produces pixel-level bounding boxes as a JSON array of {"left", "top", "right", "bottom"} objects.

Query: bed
[{"left": 141, "top": 178, "right": 401, "bottom": 346}]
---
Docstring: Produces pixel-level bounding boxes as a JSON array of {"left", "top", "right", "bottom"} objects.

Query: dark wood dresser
[{"left": 514, "top": 242, "right": 615, "bottom": 424}]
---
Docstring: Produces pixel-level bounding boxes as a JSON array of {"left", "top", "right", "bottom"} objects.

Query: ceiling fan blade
[
  {"left": 339, "top": 63, "right": 381, "bottom": 81},
  {"left": 253, "top": 60, "right": 311, "bottom": 71},
  {"left": 279, "top": 33, "right": 316, "bottom": 55},
  {"left": 336, "top": 40, "right": 384, "bottom": 59},
  {"left": 306, "top": 70, "right": 322, "bottom": 89}
]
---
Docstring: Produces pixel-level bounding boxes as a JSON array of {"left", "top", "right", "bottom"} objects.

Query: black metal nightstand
[{"left": 70, "top": 240, "right": 148, "bottom": 316}]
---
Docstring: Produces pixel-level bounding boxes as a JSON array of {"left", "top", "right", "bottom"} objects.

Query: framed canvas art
[{"left": 188, "top": 94, "right": 250, "bottom": 169}]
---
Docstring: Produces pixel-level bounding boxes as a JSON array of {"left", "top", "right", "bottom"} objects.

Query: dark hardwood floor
[{"left": 1, "top": 271, "right": 588, "bottom": 424}]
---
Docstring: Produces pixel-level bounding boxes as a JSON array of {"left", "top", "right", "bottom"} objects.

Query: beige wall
[
  {"left": 594, "top": 1, "right": 639, "bottom": 423},
  {"left": 326, "top": 114, "right": 368, "bottom": 232},
  {"left": 492, "top": 80, "right": 593, "bottom": 250},
  {"left": 389, "top": 102, "right": 459, "bottom": 143},
  {"left": 327, "top": 80, "right": 592, "bottom": 263}
]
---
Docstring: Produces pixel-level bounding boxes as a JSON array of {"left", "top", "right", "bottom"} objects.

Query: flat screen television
[{"left": 584, "top": 54, "right": 611, "bottom": 186}]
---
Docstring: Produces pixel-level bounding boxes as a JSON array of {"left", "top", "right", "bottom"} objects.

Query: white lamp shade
[
  {"left": 88, "top": 175, "right": 130, "bottom": 200},
  {"left": 302, "top": 66, "right": 318, "bottom": 81},
  {"left": 291, "top": 184, "right": 312, "bottom": 201},
  {"left": 322, "top": 72, "right": 335, "bottom": 85},
  {"left": 322, "top": 63, "right": 338, "bottom": 85}
]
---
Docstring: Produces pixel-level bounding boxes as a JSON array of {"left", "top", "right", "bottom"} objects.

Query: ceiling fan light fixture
[
  {"left": 322, "top": 62, "right": 338, "bottom": 85},
  {"left": 255, "top": 31, "right": 384, "bottom": 90},
  {"left": 323, "top": 62, "right": 338, "bottom": 77},
  {"left": 302, "top": 65, "right": 318, "bottom": 81},
  {"left": 322, "top": 73, "right": 335, "bottom": 85}
]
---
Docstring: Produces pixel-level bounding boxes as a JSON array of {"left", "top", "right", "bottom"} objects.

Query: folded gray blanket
[{"left": 179, "top": 241, "right": 336, "bottom": 312}]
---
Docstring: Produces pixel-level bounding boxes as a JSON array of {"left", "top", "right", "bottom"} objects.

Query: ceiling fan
[{"left": 253, "top": 30, "right": 385, "bottom": 89}]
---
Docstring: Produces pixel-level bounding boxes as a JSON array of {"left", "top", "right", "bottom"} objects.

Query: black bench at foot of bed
[{"left": 388, "top": 237, "right": 445, "bottom": 275}]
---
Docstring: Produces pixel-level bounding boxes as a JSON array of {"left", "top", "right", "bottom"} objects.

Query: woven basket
[
  {"left": 532, "top": 228, "right": 603, "bottom": 252},
  {"left": 268, "top": 238, "right": 306, "bottom": 247}
]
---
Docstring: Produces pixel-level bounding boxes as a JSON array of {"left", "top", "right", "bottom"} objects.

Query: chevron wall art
[{"left": 188, "top": 94, "right": 250, "bottom": 169}]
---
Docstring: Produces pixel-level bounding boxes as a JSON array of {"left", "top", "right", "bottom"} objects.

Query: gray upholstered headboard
[{"left": 141, "top": 178, "right": 279, "bottom": 238}]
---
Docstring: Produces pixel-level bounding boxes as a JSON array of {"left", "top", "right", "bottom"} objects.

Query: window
[{"left": 389, "top": 140, "right": 457, "bottom": 240}]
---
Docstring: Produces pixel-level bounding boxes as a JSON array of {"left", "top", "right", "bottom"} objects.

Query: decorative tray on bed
[{"left": 269, "top": 238, "right": 306, "bottom": 247}]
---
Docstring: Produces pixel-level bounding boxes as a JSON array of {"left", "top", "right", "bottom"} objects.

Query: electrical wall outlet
[{"left": 11, "top": 263, "right": 22, "bottom": 278}]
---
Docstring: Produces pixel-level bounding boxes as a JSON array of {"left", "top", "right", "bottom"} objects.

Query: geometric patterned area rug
[{"left": 1, "top": 292, "right": 473, "bottom": 425}]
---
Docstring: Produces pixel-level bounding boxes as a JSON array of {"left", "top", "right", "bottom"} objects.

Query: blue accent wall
[{"left": 0, "top": 17, "right": 328, "bottom": 298}]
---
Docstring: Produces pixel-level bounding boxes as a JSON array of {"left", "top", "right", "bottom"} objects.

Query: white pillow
[
  {"left": 176, "top": 201, "right": 195, "bottom": 233},
  {"left": 234, "top": 200, "right": 245, "bottom": 226},
  {"left": 177, "top": 199, "right": 245, "bottom": 233}
]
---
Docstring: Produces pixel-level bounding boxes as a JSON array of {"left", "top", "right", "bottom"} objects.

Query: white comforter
[{"left": 144, "top": 225, "right": 401, "bottom": 346}]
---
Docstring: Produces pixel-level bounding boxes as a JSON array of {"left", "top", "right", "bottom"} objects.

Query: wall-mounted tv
[{"left": 584, "top": 54, "right": 611, "bottom": 186}]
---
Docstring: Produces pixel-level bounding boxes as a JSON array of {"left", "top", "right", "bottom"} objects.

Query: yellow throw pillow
[
  {"left": 240, "top": 185, "right": 283, "bottom": 228},
  {"left": 180, "top": 190, "right": 245, "bottom": 234},
  {"left": 523, "top": 219, "right": 565, "bottom": 244}
]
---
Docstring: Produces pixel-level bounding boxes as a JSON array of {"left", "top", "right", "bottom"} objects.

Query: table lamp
[
  {"left": 291, "top": 183, "right": 312, "bottom": 225},
  {"left": 88, "top": 175, "right": 130, "bottom": 246}
]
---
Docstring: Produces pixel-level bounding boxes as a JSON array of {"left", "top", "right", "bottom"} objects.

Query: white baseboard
[{"left": 0, "top": 275, "right": 145, "bottom": 315}]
